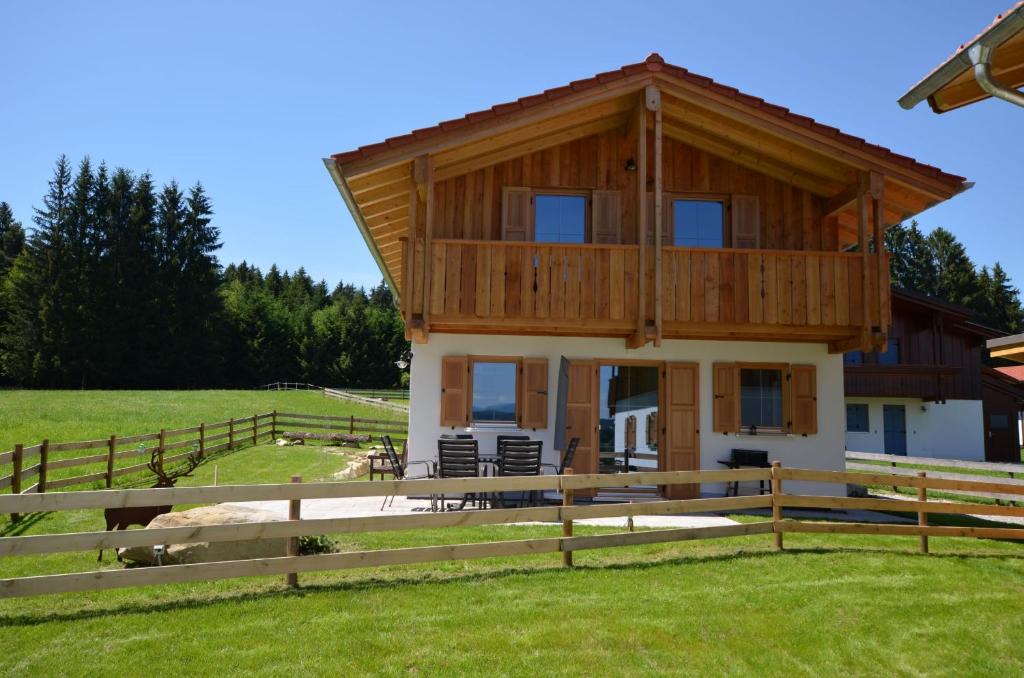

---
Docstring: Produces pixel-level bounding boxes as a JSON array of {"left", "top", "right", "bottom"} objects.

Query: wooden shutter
[
  {"left": 664, "top": 362, "right": 700, "bottom": 500},
  {"left": 625, "top": 416, "right": 637, "bottom": 450},
  {"left": 644, "top": 192, "right": 673, "bottom": 246},
  {"left": 520, "top": 358, "right": 549, "bottom": 429},
  {"left": 789, "top": 364, "right": 817, "bottom": 434},
  {"left": 592, "top": 190, "right": 621, "bottom": 244},
  {"left": 440, "top": 356, "right": 469, "bottom": 427},
  {"left": 501, "top": 187, "right": 533, "bottom": 241},
  {"left": 565, "top": 360, "right": 597, "bottom": 496},
  {"left": 712, "top": 362, "right": 740, "bottom": 433},
  {"left": 731, "top": 195, "right": 760, "bottom": 248}
]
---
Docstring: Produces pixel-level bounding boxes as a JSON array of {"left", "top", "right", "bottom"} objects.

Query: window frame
[
  {"left": 736, "top": 362, "right": 788, "bottom": 433},
  {"left": 532, "top": 189, "right": 591, "bottom": 244},
  {"left": 846, "top": 403, "right": 870, "bottom": 433},
  {"left": 669, "top": 192, "right": 731, "bottom": 249},
  {"left": 467, "top": 355, "right": 522, "bottom": 427}
]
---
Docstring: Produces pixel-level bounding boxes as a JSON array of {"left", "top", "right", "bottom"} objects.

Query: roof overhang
[
  {"left": 326, "top": 55, "right": 969, "bottom": 299},
  {"left": 989, "top": 333, "right": 1024, "bottom": 362},
  {"left": 899, "top": 2, "right": 1024, "bottom": 113}
]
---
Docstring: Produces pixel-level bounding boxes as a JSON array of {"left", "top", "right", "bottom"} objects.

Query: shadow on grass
[{"left": 3, "top": 540, "right": 1024, "bottom": 628}]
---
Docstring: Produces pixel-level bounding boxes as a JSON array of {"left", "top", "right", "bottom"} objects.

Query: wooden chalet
[
  {"left": 326, "top": 54, "right": 969, "bottom": 498},
  {"left": 844, "top": 289, "right": 1023, "bottom": 462}
]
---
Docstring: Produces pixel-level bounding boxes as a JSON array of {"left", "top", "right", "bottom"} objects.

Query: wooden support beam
[
  {"left": 651, "top": 85, "right": 664, "bottom": 347},
  {"left": 404, "top": 159, "right": 420, "bottom": 327},
  {"left": 857, "top": 173, "right": 872, "bottom": 352},
  {"left": 871, "top": 171, "right": 888, "bottom": 351},
  {"left": 823, "top": 184, "right": 859, "bottom": 216},
  {"left": 421, "top": 156, "right": 435, "bottom": 337},
  {"left": 634, "top": 93, "right": 648, "bottom": 349}
]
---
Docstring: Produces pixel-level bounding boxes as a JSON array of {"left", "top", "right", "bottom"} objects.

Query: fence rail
[
  {"left": 1, "top": 463, "right": 1023, "bottom": 599},
  {"left": 0, "top": 411, "right": 407, "bottom": 508},
  {"left": 845, "top": 451, "right": 1024, "bottom": 502}
]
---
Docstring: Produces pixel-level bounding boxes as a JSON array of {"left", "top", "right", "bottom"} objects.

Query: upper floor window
[
  {"left": 876, "top": 339, "right": 901, "bottom": 365},
  {"left": 844, "top": 351, "right": 864, "bottom": 365},
  {"left": 673, "top": 199, "right": 724, "bottom": 248},
  {"left": 535, "top": 194, "right": 587, "bottom": 244}
]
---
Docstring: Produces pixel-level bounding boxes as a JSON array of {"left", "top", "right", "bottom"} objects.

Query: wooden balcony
[{"left": 401, "top": 238, "right": 889, "bottom": 351}]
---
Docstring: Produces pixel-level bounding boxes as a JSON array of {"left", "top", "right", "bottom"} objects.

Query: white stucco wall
[
  {"left": 844, "top": 397, "right": 985, "bottom": 461},
  {"left": 408, "top": 334, "right": 846, "bottom": 496}
]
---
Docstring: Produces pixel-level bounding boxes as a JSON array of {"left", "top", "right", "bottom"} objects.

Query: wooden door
[
  {"left": 663, "top": 362, "right": 700, "bottom": 500},
  {"left": 565, "top": 360, "right": 597, "bottom": 497}
]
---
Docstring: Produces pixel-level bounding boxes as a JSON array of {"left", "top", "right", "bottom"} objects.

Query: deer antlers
[{"left": 146, "top": 445, "right": 202, "bottom": 483}]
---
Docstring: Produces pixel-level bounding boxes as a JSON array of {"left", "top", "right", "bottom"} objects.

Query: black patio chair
[
  {"left": 497, "top": 439, "right": 543, "bottom": 508},
  {"left": 379, "top": 436, "right": 436, "bottom": 511},
  {"left": 440, "top": 433, "right": 474, "bottom": 439},
  {"left": 437, "top": 438, "right": 481, "bottom": 511}
]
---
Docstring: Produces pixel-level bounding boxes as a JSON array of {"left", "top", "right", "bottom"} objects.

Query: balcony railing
[{"left": 401, "top": 238, "right": 889, "bottom": 347}]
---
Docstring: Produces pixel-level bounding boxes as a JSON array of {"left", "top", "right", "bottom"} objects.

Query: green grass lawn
[{"left": 2, "top": 391, "right": 1024, "bottom": 674}]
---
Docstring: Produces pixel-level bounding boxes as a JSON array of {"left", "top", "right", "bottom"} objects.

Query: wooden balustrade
[
  {"left": 411, "top": 239, "right": 641, "bottom": 333},
  {"left": 401, "top": 237, "right": 889, "bottom": 347}
]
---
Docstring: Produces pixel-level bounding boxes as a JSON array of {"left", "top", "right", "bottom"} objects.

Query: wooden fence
[
  {"left": 0, "top": 412, "right": 407, "bottom": 507},
  {"left": 846, "top": 450, "right": 1024, "bottom": 502},
  {"left": 323, "top": 388, "right": 409, "bottom": 413},
  {"left": 1, "top": 463, "right": 1022, "bottom": 598},
  {"left": 259, "top": 382, "right": 323, "bottom": 391}
]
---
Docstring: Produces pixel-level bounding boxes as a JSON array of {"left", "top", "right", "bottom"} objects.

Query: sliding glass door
[{"left": 598, "top": 364, "right": 660, "bottom": 477}]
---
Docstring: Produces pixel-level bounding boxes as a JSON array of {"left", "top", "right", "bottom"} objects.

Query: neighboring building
[
  {"left": 994, "top": 365, "right": 1024, "bottom": 455},
  {"left": 326, "top": 54, "right": 968, "bottom": 498},
  {"left": 843, "top": 289, "right": 1024, "bottom": 462},
  {"left": 900, "top": 2, "right": 1024, "bottom": 112}
]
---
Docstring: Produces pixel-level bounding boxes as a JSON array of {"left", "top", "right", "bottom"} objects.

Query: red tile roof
[
  {"left": 996, "top": 365, "right": 1024, "bottom": 382},
  {"left": 331, "top": 53, "right": 967, "bottom": 187}
]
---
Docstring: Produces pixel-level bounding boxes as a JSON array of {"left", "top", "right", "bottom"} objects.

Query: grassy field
[
  {"left": 0, "top": 390, "right": 405, "bottom": 450},
  {"left": 2, "top": 390, "right": 1024, "bottom": 674}
]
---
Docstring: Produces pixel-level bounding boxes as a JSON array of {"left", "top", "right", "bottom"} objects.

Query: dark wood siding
[{"left": 844, "top": 295, "right": 984, "bottom": 401}]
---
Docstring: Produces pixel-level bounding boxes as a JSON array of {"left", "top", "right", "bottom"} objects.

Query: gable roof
[
  {"left": 326, "top": 54, "right": 969, "bottom": 296},
  {"left": 899, "top": 2, "right": 1024, "bottom": 113},
  {"left": 333, "top": 54, "right": 965, "bottom": 186}
]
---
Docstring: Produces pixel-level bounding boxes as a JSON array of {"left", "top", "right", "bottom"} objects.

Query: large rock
[{"left": 118, "top": 504, "right": 287, "bottom": 566}]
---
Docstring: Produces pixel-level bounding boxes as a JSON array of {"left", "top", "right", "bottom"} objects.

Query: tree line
[
  {"left": 886, "top": 222, "right": 1024, "bottom": 334},
  {"left": 0, "top": 156, "right": 408, "bottom": 388}
]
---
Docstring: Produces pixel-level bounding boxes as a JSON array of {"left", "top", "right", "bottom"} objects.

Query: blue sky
[{"left": 2, "top": 1, "right": 1021, "bottom": 291}]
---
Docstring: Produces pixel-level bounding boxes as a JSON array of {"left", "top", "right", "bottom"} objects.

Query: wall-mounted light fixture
[{"left": 624, "top": 158, "right": 637, "bottom": 171}]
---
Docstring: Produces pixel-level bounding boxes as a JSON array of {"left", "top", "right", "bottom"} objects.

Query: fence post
[
  {"left": 228, "top": 419, "right": 235, "bottom": 450},
  {"left": 198, "top": 423, "right": 206, "bottom": 458},
  {"left": 917, "top": 471, "right": 929, "bottom": 555},
  {"left": 349, "top": 415, "right": 355, "bottom": 435},
  {"left": 252, "top": 414, "right": 258, "bottom": 445},
  {"left": 271, "top": 410, "right": 278, "bottom": 439},
  {"left": 38, "top": 439, "right": 49, "bottom": 493},
  {"left": 158, "top": 429, "right": 166, "bottom": 471},
  {"left": 10, "top": 444, "right": 23, "bottom": 522},
  {"left": 771, "top": 460, "right": 783, "bottom": 551},
  {"left": 286, "top": 475, "right": 302, "bottom": 588},
  {"left": 106, "top": 435, "right": 116, "bottom": 488},
  {"left": 561, "top": 468, "right": 574, "bottom": 568}
]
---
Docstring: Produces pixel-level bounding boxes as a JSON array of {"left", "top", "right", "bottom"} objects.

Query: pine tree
[
  {"left": 886, "top": 221, "right": 937, "bottom": 294},
  {"left": 928, "top": 227, "right": 979, "bottom": 308},
  {"left": 0, "top": 202, "right": 25, "bottom": 277},
  {"left": 982, "top": 263, "right": 1024, "bottom": 333}
]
